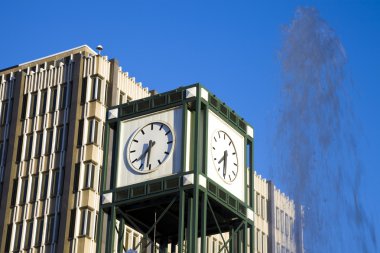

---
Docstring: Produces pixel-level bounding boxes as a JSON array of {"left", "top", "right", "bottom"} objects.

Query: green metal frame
[{"left": 96, "top": 84, "right": 255, "bottom": 253}]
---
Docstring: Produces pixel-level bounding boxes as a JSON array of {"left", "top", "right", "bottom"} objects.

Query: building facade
[
  {"left": 0, "top": 45, "right": 150, "bottom": 253},
  {"left": 268, "top": 182, "right": 297, "bottom": 253}
]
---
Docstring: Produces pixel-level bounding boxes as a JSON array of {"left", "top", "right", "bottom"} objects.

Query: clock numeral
[
  {"left": 151, "top": 123, "right": 153, "bottom": 130},
  {"left": 218, "top": 132, "right": 221, "bottom": 138},
  {"left": 164, "top": 151, "right": 169, "bottom": 155},
  {"left": 141, "top": 129, "right": 145, "bottom": 135},
  {"left": 214, "top": 137, "right": 217, "bottom": 142},
  {"left": 232, "top": 171, "right": 236, "bottom": 176},
  {"left": 130, "top": 150, "right": 136, "bottom": 153},
  {"left": 139, "top": 163, "right": 144, "bottom": 170},
  {"left": 224, "top": 133, "right": 226, "bottom": 140},
  {"left": 159, "top": 124, "right": 163, "bottom": 130},
  {"left": 133, "top": 139, "right": 139, "bottom": 143},
  {"left": 167, "top": 141, "right": 173, "bottom": 144},
  {"left": 229, "top": 175, "right": 232, "bottom": 181},
  {"left": 212, "top": 147, "right": 215, "bottom": 150},
  {"left": 232, "top": 152, "right": 236, "bottom": 155},
  {"left": 234, "top": 163, "right": 237, "bottom": 166},
  {"left": 149, "top": 164, "right": 152, "bottom": 170},
  {"left": 158, "top": 159, "right": 162, "bottom": 165},
  {"left": 165, "top": 130, "right": 171, "bottom": 136},
  {"left": 229, "top": 141, "right": 232, "bottom": 146},
  {"left": 218, "top": 167, "right": 220, "bottom": 171}
]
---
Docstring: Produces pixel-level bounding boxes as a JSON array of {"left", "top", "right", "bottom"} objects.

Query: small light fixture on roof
[{"left": 96, "top": 45, "right": 103, "bottom": 55}]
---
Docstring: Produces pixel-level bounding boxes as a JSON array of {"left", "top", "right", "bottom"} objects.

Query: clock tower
[{"left": 97, "top": 84, "right": 255, "bottom": 253}]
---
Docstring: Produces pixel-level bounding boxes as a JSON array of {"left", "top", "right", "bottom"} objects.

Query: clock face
[
  {"left": 127, "top": 122, "right": 175, "bottom": 173},
  {"left": 211, "top": 130, "right": 238, "bottom": 183}
]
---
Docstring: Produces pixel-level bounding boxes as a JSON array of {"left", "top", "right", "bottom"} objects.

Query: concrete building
[
  {"left": 268, "top": 181, "right": 297, "bottom": 253},
  {"left": 0, "top": 45, "right": 150, "bottom": 253}
]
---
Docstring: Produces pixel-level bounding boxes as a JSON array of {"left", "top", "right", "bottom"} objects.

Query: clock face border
[
  {"left": 210, "top": 129, "right": 239, "bottom": 184},
  {"left": 126, "top": 121, "right": 176, "bottom": 174},
  {"left": 116, "top": 106, "right": 183, "bottom": 188},
  {"left": 207, "top": 109, "right": 245, "bottom": 202}
]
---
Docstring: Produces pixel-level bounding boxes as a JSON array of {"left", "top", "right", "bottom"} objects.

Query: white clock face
[
  {"left": 127, "top": 122, "right": 175, "bottom": 173},
  {"left": 211, "top": 130, "right": 238, "bottom": 183}
]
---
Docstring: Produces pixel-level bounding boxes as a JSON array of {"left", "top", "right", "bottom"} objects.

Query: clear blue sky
[{"left": 1, "top": 0, "right": 379, "bottom": 251}]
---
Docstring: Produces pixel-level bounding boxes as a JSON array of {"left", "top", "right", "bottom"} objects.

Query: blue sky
[{"left": 1, "top": 0, "right": 379, "bottom": 251}]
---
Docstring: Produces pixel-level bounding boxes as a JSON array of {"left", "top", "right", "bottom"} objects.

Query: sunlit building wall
[{"left": 0, "top": 45, "right": 150, "bottom": 253}]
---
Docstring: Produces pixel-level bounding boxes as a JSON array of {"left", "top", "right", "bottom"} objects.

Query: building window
[
  {"left": 0, "top": 141, "right": 3, "bottom": 165},
  {"left": 24, "top": 220, "right": 33, "bottom": 249},
  {"left": 261, "top": 197, "right": 266, "bottom": 220},
  {"left": 276, "top": 243, "right": 281, "bottom": 253},
  {"left": 29, "top": 92, "right": 38, "bottom": 118},
  {"left": 45, "top": 129, "right": 53, "bottom": 155},
  {"left": 40, "top": 172, "right": 49, "bottom": 200},
  {"left": 50, "top": 170, "right": 60, "bottom": 197},
  {"left": 77, "top": 119, "right": 84, "bottom": 146},
  {"left": 87, "top": 119, "right": 99, "bottom": 145},
  {"left": 46, "top": 215, "right": 55, "bottom": 244},
  {"left": 30, "top": 174, "right": 39, "bottom": 203},
  {"left": 105, "top": 82, "right": 109, "bottom": 106},
  {"left": 19, "top": 177, "right": 28, "bottom": 205},
  {"left": 25, "top": 134, "right": 33, "bottom": 160},
  {"left": 21, "top": 94, "right": 27, "bottom": 120},
  {"left": 49, "top": 87, "right": 57, "bottom": 112},
  {"left": 39, "top": 89, "right": 47, "bottom": 115},
  {"left": 133, "top": 234, "right": 139, "bottom": 251},
  {"left": 35, "top": 218, "right": 44, "bottom": 247},
  {"left": 80, "top": 209, "right": 92, "bottom": 237},
  {"left": 94, "top": 213, "right": 98, "bottom": 240},
  {"left": 4, "top": 224, "right": 12, "bottom": 252},
  {"left": 119, "top": 91, "right": 125, "bottom": 104},
  {"left": 101, "top": 124, "right": 105, "bottom": 149},
  {"left": 73, "top": 163, "right": 80, "bottom": 193},
  {"left": 0, "top": 100, "right": 8, "bottom": 126},
  {"left": 13, "top": 223, "right": 23, "bottom": 251},
  {"left": 35, "top": 131, "right": 43, "bottom": 157},
  {"left": 256, "top": 193, "right": 261, "bottom": 216},
  {"left": 59, "top": 84, "right": 67, "bottom": 109},
  {"left": 290, "top": 217, "right": 294, "bottom": 239},
  {"left": 124, "top": 229, "right": 131, "bottom": 250},
  {"left": 285, "top": 214, "right": 289, "bottom": 237},
  {"left": 281, "top": 210, "right": 284, "bottom": 233},
  {"left": 276, "top": 207, "right": 280, "bottom": 229},
  {"left": 83, "top": 163, "right": 95, "bottom": 190},
  {"left": 90, "top": 76, "right": 101, "bottom": 101},
  {"left": 16, "top": 136, "right": 23, "bottom": 162},
  {"left": 10, "top": 179, "right": 18, "bottom": 206},
  {"left": 262, "top": 233, "right": 267, "bottom": 253},
  {"left": 69, "top": 209, "right": 76, "bottom": 239},
  {"left": 55, "top": 126, "right": 64, "bottom": 152},
  {"left": 81, "top": 77, "right": 87, "bottom": 104}
]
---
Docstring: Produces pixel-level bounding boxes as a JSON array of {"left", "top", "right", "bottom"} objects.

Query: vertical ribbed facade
[{"left": 0, "top": 46, "right": 150, "bottom": 253}]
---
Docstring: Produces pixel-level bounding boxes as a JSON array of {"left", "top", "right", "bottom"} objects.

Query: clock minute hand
[
  {"left": 223, "top": 150, "right": 228, "bottom": 179},
  {"left": 146, "top": 140, "right": 156, "bottom": 167}
]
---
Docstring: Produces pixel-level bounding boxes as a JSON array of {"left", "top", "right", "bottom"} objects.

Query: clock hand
[
  {"left": 146, "top": 140, "right": 156, "bottom": 167},
  {"left": 223, "top": 150, "right": 228, "bottom": 179},
  {"left": 137, "top": 140, "right": 156, "bottom": 162}
]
